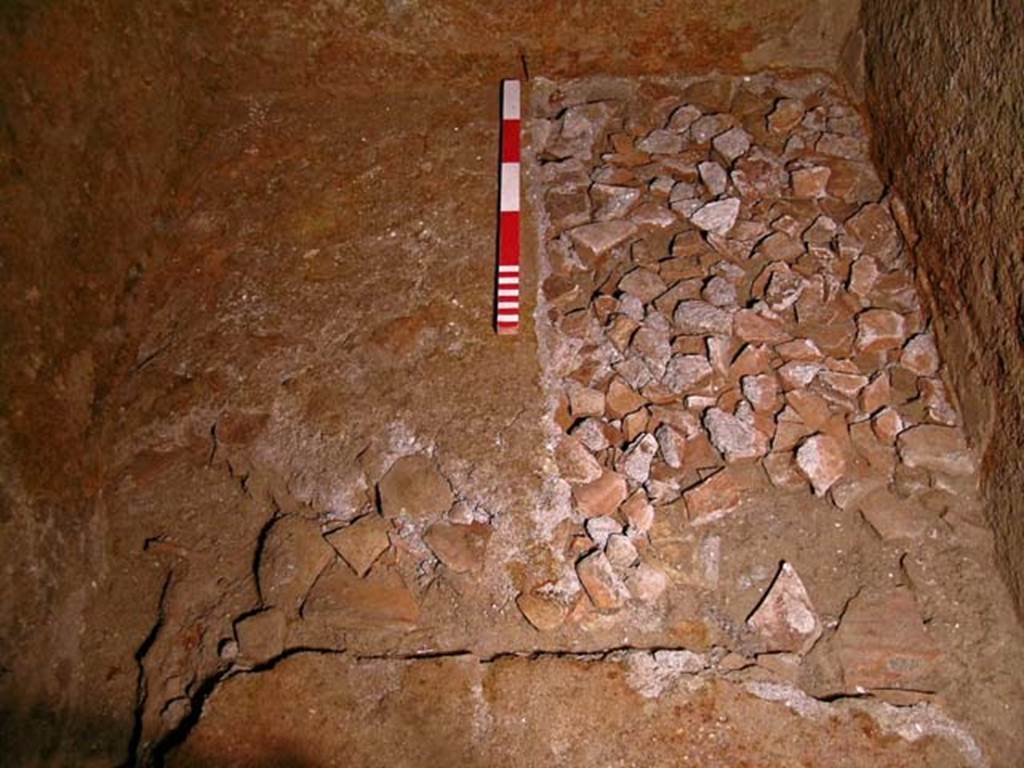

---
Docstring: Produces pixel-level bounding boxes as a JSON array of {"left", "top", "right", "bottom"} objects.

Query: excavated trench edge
[{"left": 127, "top": 72, "right": 991, "bottom": 768}]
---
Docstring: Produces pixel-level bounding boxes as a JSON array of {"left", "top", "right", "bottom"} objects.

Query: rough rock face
[{"left": 862, "top": 0, "right": 1024, "bottom": 616}]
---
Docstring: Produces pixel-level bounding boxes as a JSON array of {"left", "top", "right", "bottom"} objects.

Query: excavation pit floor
[{"left": 25, "top": 71, "right": 1022, "bottom": 767}]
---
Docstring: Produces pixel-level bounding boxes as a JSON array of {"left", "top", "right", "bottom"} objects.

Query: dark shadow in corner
[{"left": 0, "top": 693, "right": 318, "bottom": 768}]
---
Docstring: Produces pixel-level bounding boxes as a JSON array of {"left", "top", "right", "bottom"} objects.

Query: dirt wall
[
  {"left": 861, "top": 0, "right": 1024, "bottom": 615},
  {"left": 0, "top": 1, "right": 208, "bottom": 761},
  {"left": 176, "top": 0, "right": 861, "bottom": 93}
]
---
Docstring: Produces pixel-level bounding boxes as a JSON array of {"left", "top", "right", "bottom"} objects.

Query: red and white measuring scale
[{"left": 495, "top": 79, "right": 521, "bottom": 335}]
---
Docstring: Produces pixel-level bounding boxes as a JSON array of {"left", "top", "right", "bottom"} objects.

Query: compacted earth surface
[{"left": 3, "top": 49, "right": 1024, "bottom": 768}]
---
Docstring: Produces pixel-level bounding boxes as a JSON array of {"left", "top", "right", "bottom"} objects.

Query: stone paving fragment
[
  {"left": 786, "top": 391, "right": 830, "bottom": 431},
  {"left": 605, "top": 377, "right": 646, "bottom": 419},
  {"left": 258, "top": 515, "right": 336, "bottom": 612},
  {"left": 326, "top": 514, "right": 391, "bottom": 577},
  {"left": 900, "top": 333, "right": 940, "bottom": 376},
  {"left": 303, "top": 563, "right": 420, "bottom": 631},
  {"left": 735, "top": 309, "right": 791, "bottom": 343},
  {"left": 776, "top": 338, "right": 823, "bottom": 361},
  {"left": 605, "top": 533, "right": 639, "bottom": 570},
  {"left": 572, "top": 417, "right": 611, "bottom": 452},
  {"left": 568, "top": 220, "right": 637, "bottom": 255},
  {"left": 584, "top": 515, "right": 622, "bottom": 548},
  {"left": 516, "top": 590, "right": 568, "bottom": 632},
  {"left": 655, "top": 424, "right": 686, "bottom": 469},
  {"left": 546, "top": 188, "right": 591, "bottom": 230},
  {"left": 569, "top": 386, "right": 605, "bottom": 419},
  {"left": 855, "top": 309, "right": 906, "bottom": 352},
  {"left": 733, "top": 153, "right": 789, "bottom": 200},
  {"left": 848, "top": 255, "right": 879, "bottom": 300},
  {"left": 632, "top": 331, "right": 672, "bottom": 377},
  {"left": 674, "top": 300, "right": 733, "bottom": 335},
  {"left": 818, "top": 370, "right": 869, "bottom": 398},
  {"left": 833, "top": 588, "right": 942, "bottom": 692},
  {"left": 705, "top": 405, "right": 770, "bottom": 461},
  {"left": 871, "top": 407, "right": 903, "bottom": 444},
  {"left": 683, "top": 467, "right": 744, "bottom": 521},
  {"left": 631, "top": 202, "right": 677, "bottom": 228},
  {"left": 856, "top": 488, "right": 929, "bottom": 541},
  {"left": 859, "top": 371, "right": 890, "bottom": 414},
  {"left": 576, "top": 550, "right": 630, "bottom": 611},
  {"left": 591, "top": 184, "right": 641, "bottom": 220},
  {"left": 845, "top": 203, "right": 901, "bottom": 262},
  {"left": 622, "top": 408, "right": 650, "bottom": 441},
  {"left": 920, "top": 377, "right": 958, "bottom": 425},
  {"left": 698, "top": 160, "right": 728, "bottom": 195},
  {"left": 618, "top": 267, "right": 666, "bottom": 303},
  {"left": 423, "top": 521, "right": 491, "bottom": 573},
  {"left": 621, "top": 489, "right": 655, "bottom": 533},
  {"left": 607, "top": 314, "right": 640, "bottom": 353},
  {"left": 850, "top": 422, "right": 897, "bottom": 477},
  {"left": 804, "top": 214, "right": 838, "bottom": 244},
  {"left": 690, "top": 198, "right": 740, "bottom": 235},
  {"left": 898, "top": 425, "right": 975, "bottom": 476},
  {"left": 552, "top": 102, "right": 613, "bottom": 160},
  {"left": 763, "top": 451, "right": 807, "bottom": 489},
  {"left": 555, "top": 435, "right": 604, "bottom": 484},
  {"left": 746, "top": 562, "right": 822, "bottom": 655},
  {"left": 791, "top": 166, "right": 830, "bottom": 198},
  {"left": 729, "top": 344, "right": 771, "bottom": 377},
  {"left": 573, "top": 471, "right": 629, "bottom": 518},
  {"left": 767, "top": 98, "right": 805, "bottom": 133},
  {"left": 626, "top": 562, "right": 668, "bottom": 602},
  {"left": 663, "top": 353, "right": 714, "bottom": 393},
  {"left": 778, "top": 361, "right": 823, "bottom": 390},
  {"left": 702, "top": 275, "right": 738, "bottom": 307},
  {"left": 667, "top": 103, "right": 701, "bottom": 131},
  {"left": 712, "top": 126, "right": 751, "bottom": 162},
  {"left": 742, "top": 374, "right": 780, "bottom": 413},
  {"left": 764, "top": 266, "right": 806, "bottom": 311},
  {"left": 379, "top": 454, "right": 454, "bottom": 521},
  {"left": 637, "top": 128, "right": 684, "bottom": 154},
  {"left": 617, "top": 433, "right": 659, "bottom": 483},
  {"left": 690, "top": 113, "right": 733, "bottom": 143},
  {"left": 795, "top": 434, "right": 846, "bottom": 496}
]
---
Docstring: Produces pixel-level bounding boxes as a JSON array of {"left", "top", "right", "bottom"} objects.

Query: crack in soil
[
  {"left": 147, "top": 640, "right": 985, "bottom": 767},
  {"left": 122, "top": 570, "right": 174, "bottom": 768},
  {"left": 146, "top": 646, "right": 349, "bottom": 767}
]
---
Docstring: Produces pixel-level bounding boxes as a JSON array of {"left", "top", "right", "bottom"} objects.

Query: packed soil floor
[{"left": 5, "top": 63, "right": 1024, "bottom": 766}]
